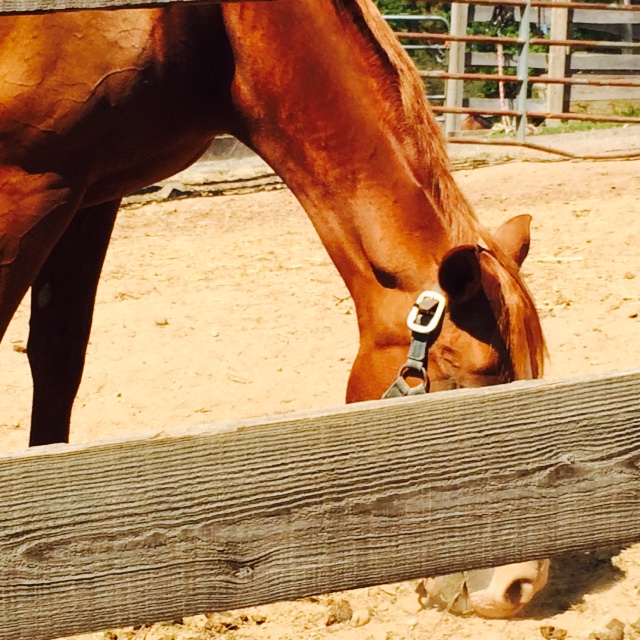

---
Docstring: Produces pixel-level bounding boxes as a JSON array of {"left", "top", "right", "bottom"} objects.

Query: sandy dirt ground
[{"left": 1, "top": 132, "right": 639, "bottom": 640}]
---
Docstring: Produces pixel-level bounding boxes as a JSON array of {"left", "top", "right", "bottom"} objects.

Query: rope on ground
[{"left": 448, "top": 137, "right": 640, "bottom": 162}]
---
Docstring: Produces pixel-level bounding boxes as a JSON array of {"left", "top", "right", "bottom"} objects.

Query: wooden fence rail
[
  {"left": 0, "top": 0, "right": 269, "bottom": 15},
  {"left": 1, "top": 369, "right": 639, "bottom": 640}
]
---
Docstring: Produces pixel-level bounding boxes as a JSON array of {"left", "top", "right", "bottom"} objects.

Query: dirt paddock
[{"left": 1, "top": 142, "right": 639, "bottom": 639}]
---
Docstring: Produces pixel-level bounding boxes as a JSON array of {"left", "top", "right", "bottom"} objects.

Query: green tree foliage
[{"left": 375, "top": 0, "right": 440, "bottom": 17}]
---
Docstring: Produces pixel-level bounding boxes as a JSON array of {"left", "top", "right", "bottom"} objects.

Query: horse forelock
[{"left": 479, "top": 241, "right": 546, "bottom": 380}]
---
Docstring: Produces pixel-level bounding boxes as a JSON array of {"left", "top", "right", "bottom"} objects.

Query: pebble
[
  {"left": 186, "top": 614, "right": 208, "bottom": 627},
  {"left": 540, "top": 626, "right": 567, "bottom": 640},
  {"left": 154, "top": 316, "right": 169, "bottom": 326},
  {"left": 351, "top": 608, "right": 371, "bottom": 627},
  {"left": 587, "top": 618, "right": 625, "bottom": 640},
  {"left": 396, "top": 595, "right": 422, "bottom": 615},
  {"left": 156, "top": 181, "right": 193, "bottom": 200},
  {"left": 326, "top": 598, "right": 352, "bottom": 626}
]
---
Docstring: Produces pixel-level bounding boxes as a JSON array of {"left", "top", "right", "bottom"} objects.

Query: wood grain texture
[
  {"left": 1, "top": 370, "right": 640, "bottom": 639},
  {"left": 469, "top": 52, "right": 639, "bottom": 71},
  {"left": 0, "top": 0, "right": 268, "bottom": 14},
  {"left": 444, "top": 2, "right": 469, "bottom": 134},
  {"left": 547, "top": 0, "right": 570, "bottom": 120},
  {"left": 472, "top": 5, "right": 640, "bottom": 24}
]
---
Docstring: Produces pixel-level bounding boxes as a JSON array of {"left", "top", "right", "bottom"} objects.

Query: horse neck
[{"left": 221, "top": 0, "right": 479, "bottom": 307}]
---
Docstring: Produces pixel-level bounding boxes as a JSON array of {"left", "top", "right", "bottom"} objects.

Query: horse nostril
[{"left": 505, "top": 579, "right": 535, "bottom": 605}]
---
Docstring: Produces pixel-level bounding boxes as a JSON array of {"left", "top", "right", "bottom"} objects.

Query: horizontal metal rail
[
  {"left": 398, "top": 31, "right": 640, "bottom": 49},
  {"left": 531, "top": 37, "right": 640, "bottom": 48},
  {"left": 398, "top": 32, "right": 519, "bottom": 45},
  {"left": 447, "top": 0, "right": 640, "bottom": 10},
  {"left": 432, "top": 105, "right": 640, "bottom": 124},
  {"left": 383, "top": 14, "right": 449, "bottom": 23},
  {"left": 403, "top": 45, "right": 448, "bottom": 50},
  {"left": 420, "top": 70, "right": 640, "bottom": 88}
]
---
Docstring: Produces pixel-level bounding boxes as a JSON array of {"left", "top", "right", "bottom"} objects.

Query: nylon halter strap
[{"left": 382, "top": 286, "right": 447, "bottom": 399}]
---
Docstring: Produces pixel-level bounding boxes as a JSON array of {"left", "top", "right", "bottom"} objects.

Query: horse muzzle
[{"left": 423, "top": 560, "right": 550, "bottom": 618}]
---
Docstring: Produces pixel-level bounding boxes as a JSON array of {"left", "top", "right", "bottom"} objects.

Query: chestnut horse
[{"left": 0, "top": 0, "right": 546, "bottom": 617}]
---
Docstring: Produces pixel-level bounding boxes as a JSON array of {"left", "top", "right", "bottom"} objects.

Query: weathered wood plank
[
  {"left": 469, "top": 51, "right": 551, "bottom": 69},
  {"left": 1, "top": 370, "right": 640, "bottom": 640},
  {"left": 569, "top": 53, "right": 640, "bottom": 72},
  {"left": 466, "top": 97, "right": 546, "bottom": 110},
  {"left": 445, "top": 2, "right": 469, "bottom": 135},
  {"left": 0, "top": 0, "right": 270, "bottom": 14},
  {"left": 468, "top": 51, "right": 640, "bottom": 71},
  {"left": 570, "top": 77, "right": 640, "bottom": 101},
  {"left": 547, "top": 0, "right": 570, "bottom": 123},
  {"left": 471, "top": 5, "right": 640, "bottom": 24}
]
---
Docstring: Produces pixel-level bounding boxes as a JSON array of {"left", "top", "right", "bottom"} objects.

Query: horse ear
[
  {"left": 493, "top": 214, "right": 531, "bottom": 268},
  {"left": 438, "top": 246, "right": 482, "bottom": 304}
]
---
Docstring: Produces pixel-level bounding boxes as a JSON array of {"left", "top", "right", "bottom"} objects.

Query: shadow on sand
[{"left": 522, "top": 548, "right": 625, "bottom": 619}]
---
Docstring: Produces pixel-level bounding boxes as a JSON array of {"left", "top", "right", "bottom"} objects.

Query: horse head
[
  {"left": 344, "top": 213, "right": 548, "bottom": 619},
  {"left": 413, "top": 214, "right": 548, "bottom": 618}
]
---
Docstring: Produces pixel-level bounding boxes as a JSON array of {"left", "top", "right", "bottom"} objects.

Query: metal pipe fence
[
  {"left": 430, "top": 105, "right": 640, "bottom": 123},
  {"left": 448, "top": 0, "right": 640, "bottom": 11},
  {"left": 391, "top": 0, "right": 640, "bottom": 158},
  {"left": 399, "top": 31, "right": 640, "bottom": 49},
  {"left": 420, "top": 71, "right": 640, "bottom": 89}
]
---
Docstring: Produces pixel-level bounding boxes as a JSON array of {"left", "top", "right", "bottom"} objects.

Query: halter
[{"left": 382, "top": 286, "right": 447, "bottom": 398}]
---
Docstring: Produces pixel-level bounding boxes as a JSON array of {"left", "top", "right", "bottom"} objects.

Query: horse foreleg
[
  {"left": 28, "top": 200, "right": 120, "bottom": 446},
  {"left": 0, "top": 169, "right": 82, "bottom": 340}
]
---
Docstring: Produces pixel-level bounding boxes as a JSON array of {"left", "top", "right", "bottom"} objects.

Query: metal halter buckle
[{"left": 406, "top": 290, "right": 446, "bottom": 335}]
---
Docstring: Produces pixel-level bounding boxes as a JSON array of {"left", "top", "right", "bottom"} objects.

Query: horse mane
[
  {"left": 332, "top": 0, "right": 477, "bottom": 242},
  {"left": 480, "top": 239, "right": 547, "bottom": 379},
  {"left": 334, "top": 0, "right": 546, "bottom": 379}
]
